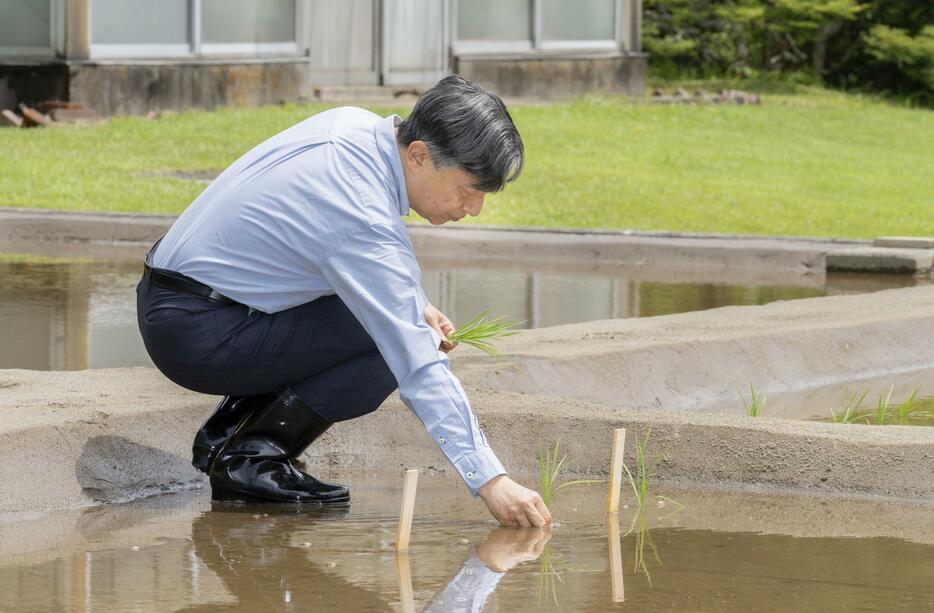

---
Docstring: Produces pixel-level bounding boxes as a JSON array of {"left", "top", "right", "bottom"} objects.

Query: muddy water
[
  {"left": 0, "top": 255, "right": 926, "bottom": 371},
  {"left": 2, "top": 476, "right": 933, "bottom": 612}
]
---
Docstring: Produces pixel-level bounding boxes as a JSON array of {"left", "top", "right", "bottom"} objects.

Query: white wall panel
[
  {"left": 308, "top": 0, "right": 378, "bottom": 83},
  {"left": 383, "top": 0, "right": 447, "bottom": 84}
]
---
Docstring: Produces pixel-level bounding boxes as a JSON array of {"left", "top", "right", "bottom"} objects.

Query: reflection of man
[
  {"left": 136, "top": 75, "right": 550, "bottom": 527},
  {"left": 182, "top": 505, "right": 389, "bottom": 612},
  {"left": 184, "top": 506, "right": 550, "bottom": 612},
  {"left": 425, "top": 527, "right": 552, "bottom": 613}
]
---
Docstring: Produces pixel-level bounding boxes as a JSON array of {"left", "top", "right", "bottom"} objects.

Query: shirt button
[
  {"left": 466, "top": 471, "right": 474, "bottom": 478},
  {"left": 439, "top": 436, "right": 446, "bottom": 444}
]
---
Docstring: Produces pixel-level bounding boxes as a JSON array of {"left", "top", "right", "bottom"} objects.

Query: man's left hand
[{"left": 424, "top": 303, "right": 457, "bottom": 353}]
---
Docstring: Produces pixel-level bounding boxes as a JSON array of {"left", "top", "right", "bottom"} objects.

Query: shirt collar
[{"left": 375, "top": 114, "right": 411, "bottom": 217}]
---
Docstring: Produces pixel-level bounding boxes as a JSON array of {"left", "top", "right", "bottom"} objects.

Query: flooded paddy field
[
  {"left": 0, "top": 254, "right": 926, "bottom": 371},
  {"left": 2, "top": 221, "right": 932, "bottom": 611},
  {"left": 2, "top": 475, "right": 934, "bottom": 612}
]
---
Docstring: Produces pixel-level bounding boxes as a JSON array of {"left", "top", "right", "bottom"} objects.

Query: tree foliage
[{"left": 644, "top": 0, "right": 934, "bottom": 102}]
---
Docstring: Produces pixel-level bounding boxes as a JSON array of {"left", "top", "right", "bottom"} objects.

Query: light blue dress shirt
[{"left": 151, "top": 106, "right": 506, "bottom": 495}]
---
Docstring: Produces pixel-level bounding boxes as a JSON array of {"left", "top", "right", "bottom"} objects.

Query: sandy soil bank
[
  {"left": 1, "top": 286, "right": 932, "bottom": 515},
  {"left": 454, "top": 285, "right": 934, "bottom": 412}
]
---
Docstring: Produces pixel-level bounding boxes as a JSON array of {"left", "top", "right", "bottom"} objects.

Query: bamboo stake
[
  {"left": 607, "top": 514, "right": 625, "bottom": 602},
  {"left": 396, "top": 469, "right": 419, "bottom": 552},
  {"left": 607, "top": 428, "right": 627, "bottom": 514},
  {"left": 396, "top": 552, "right": 416, "bottom": 613}
]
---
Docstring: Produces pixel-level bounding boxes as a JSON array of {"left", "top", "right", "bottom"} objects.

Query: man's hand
[
  {"left": 475, "top": 526, "right": 552, "bottom": 572},
  {"left": 478, "top": 475, "right": 552, "bottom": 528},
  {"left": 424, "top": 303, "right": 457, "bottom": 353}
]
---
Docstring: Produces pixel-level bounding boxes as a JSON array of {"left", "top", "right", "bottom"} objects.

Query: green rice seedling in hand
[
  {"left": 447, "top": 311, "right": 523, "bottom": 358},
  {"left": 622, "top": 428, "right": 656, "bottom": 509},
  {"left": 537, "top": 439, "right": 604, "bottom": 507},
  {"left": 874, "top": 385, "right": 894, "bottom": 425},
  {"left": 739, "top": 384, "right": 768, "bottom": 417},
  {"left": 830, "top": 388, "right": 869, "bottom": 424}
]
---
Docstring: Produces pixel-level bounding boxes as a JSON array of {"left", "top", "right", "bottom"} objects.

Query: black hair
[{"left": 396, "top": 74, "right": 524, "bottom": 192}]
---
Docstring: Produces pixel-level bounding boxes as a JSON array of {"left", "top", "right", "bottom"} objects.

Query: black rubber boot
[
  {"left": 191, "top": 394, "right": 271, "bottom": 474},
  {"left": 209, "top": 386, "right": 349, "bottom": 503}
]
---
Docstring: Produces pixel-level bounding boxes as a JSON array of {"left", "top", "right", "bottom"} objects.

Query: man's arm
[{"left": 320, "top": 223, "right": 550, "bottom": 526}]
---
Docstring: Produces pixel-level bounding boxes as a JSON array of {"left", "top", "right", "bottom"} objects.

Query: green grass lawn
[{"left": 2, "top": 85, "right": 931, "bottom": 238}]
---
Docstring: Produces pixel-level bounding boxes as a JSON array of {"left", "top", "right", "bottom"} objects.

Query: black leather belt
[{"left": 143, "top": 263, "right": 237, "bottom": 305}]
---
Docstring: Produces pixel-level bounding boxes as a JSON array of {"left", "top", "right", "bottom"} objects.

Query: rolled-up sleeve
[{"left": 320, "top": 223, "right": 506, "bottom": 495}]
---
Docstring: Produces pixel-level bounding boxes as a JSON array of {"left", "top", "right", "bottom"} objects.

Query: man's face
[{"left": 399, "top": 140, "right": 486, "bottom": 225}]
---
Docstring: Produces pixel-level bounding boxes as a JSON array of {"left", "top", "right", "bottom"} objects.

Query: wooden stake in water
[
  {"left": 396, "top": 552, "right": 416, "bottom": 613},
  {"left": 607, "top": 514, "right": 625, "bottom": 602},
  {"left": 396, "top": 469, "right": 419, "bottom": 552},
  {"left": 607, "top": 428, "right": 627, "bottom": 514}
]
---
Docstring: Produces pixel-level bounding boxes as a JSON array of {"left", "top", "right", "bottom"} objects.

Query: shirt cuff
[{"left": 452, "top": 446, "right": 507, "bottom": 497}]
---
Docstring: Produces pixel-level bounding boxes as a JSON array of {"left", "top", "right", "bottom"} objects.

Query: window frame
[
  {"left": 88, "top": 0, "right": 304, "bottom": 60},
  {"left": 452, "top": 0, "right": 628, "bottom": 55}
]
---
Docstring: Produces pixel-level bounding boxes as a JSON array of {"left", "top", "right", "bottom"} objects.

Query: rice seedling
[
  {"left": 821, "top": 385, "right": 932, "bottom": 426},
  {"left": 622, "top": 428, "right": 656, "bottom": 509},
  {"left": 739, "top": 384, "right": 769, "bottom": 417},
  {"left": 829, "top": 388, "right": 870, "bottom": 424},
  {"left": 537, "top": 439, "right": 604, "bottom": 507},
  {"left": 873, "top": 385, "right": 894, "bottom": 425},
  {"left": 447, "top": 311, "right": 523, "bottom": 357},
  {"left": 895, "top": 389, "right": 920, "bottom": 425}
]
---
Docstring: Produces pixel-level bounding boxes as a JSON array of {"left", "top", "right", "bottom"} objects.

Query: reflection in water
[
  {"left": 426, "top": 527, "right": 551, "bottom": 612},
  {"left": 628, "top": 511, "right": 662, "bottom": 586},
  {"left": 185, "top": 505, "right": 388, "bottom": 611},
  {"left": 0, "top": 259, "right": 147, "bottom": 371},
  {"left": 607, "top": 516, "right": 625, "bottom": 603},
  {"left": 189, "top": 506, "right": 550, "bottom": 612},
  {"left": 537, "top": 542, "right": 563, "bottom": 607},
  {"left": 3, "top": 254, "right": 925, "bottom": 371},
  {"left": 0, "top": 260, "right": 93, "bottom": 370},
  {"left": 3, "top": 479, "right": 934, "bottom": 611}
]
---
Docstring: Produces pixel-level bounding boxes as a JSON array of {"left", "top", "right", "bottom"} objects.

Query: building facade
[{"left": 0, "top": 0, "right": 645, "bottom": 114}]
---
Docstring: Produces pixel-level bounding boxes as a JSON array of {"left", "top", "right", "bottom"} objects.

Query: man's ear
[{"left": 406, "top": 140, "right": 431, "bottom": 168}]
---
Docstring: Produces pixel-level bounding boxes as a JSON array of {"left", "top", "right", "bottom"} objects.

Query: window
[
  {"left": 542, "top": 0, "right": 616, "bottom": 47},
  {"left": 455, "top": 0, "right": 624, "bottom": 53},
  {"left": 92, "top": 0, "right": 189, "bottom": 57},
  {"left": 0, "top": 0, "right": 58, "bottom": 57},
  {"left": 457, "top": 0, "right": 532, "bottom": 50},
  {"left": 89, "top": 0, "right": 300, "bottom": 59},
  {"left": 202, "top": 0, "right": 297, "bottom": 54}
]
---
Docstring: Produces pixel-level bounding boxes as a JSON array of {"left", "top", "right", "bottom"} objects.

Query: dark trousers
[{"left": 136, "top": 275, "right": 398, "bottom": 423}]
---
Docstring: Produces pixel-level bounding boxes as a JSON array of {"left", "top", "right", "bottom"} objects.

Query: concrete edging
[
  {"left": 2, "top": 373, "right": 933, "bottom": 515},
  {"left": 2, "top": 206, "right": 931, "bottom": 276}
]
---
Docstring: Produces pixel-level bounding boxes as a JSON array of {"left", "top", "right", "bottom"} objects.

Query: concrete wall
[
  {"left": 454, "top": 52, "right": 648, "bottom": 98},
  {"left": 1, "top": 52, "right": 647, "bottom": 115},
  {"left": 68, "top": 60, "right": 320, "bottom": 116}
]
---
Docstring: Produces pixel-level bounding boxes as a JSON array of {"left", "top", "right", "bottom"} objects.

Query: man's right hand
[{"left": 478, "top": 475, "right": 552, "bottom": 527}]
